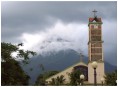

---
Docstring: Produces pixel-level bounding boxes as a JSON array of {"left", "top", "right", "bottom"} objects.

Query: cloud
[
  {"left": 19, "top": 20, "right": 88, "bottom": 55},
  {"left": 102, "top": 20, "right": 117, "bottom": 65},
  {"left": 1, "top": 1, "right": 117, "bottom": 42},
  {"left": 1, "top": 1, "right": 117, "bottom": 65},
  {"left": 18, "top": 19, "right": 117, "bottom": 65}
]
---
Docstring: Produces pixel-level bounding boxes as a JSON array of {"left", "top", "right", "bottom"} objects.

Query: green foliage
[
  {"left": 35, "top": 71, "right": 59, "bottom": 85},
  {"left": 1, "top": 42, "right": 36, "bottom": 85},
  {"left": 69, "top": 69, "right": 81, "bottom": 85},
  {"left": 1, "top": 42, "right": 36, "bottom": 63},
  {"left": 104, "top": 70, "right": 117, "bottom": 86},
  {"left": 49, "top": 78, "right": 56, "bottom": 85},
  {"left": 35, "top": 74, "right": 45, "bottom": 86},
  {"left": 43, "top": 71, "right": 59, "bottom": 79},
  {"left": 1, "top": 42, "right": 18, "bottom": 61},
  {"left": 1, "top": 59, "right": 30, "bottom": 85},
  {"left": 49, "top": 75, "right": 65, "bottom": 85}
]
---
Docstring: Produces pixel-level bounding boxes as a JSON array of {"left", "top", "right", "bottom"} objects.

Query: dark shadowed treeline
[{"left": 1, "top": 42, "right": 36, "bottom": 86}]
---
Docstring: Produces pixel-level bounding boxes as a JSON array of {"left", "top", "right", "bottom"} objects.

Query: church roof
[
  {"left": 89, "top": 17, "right": 102, "bottom": 22},
  {"left": 46, "top": 61, "right": 87, "bottom": 81},
  {"left": 60, "top": 61, "right": 88, "bottom": 71},
  {"left": 74, "top": 61, "right": 88, "bottom": 67}
]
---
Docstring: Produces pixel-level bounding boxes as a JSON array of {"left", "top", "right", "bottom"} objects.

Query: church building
[{"left": 46, "top": 10, "right": 105, "bottom": 85}]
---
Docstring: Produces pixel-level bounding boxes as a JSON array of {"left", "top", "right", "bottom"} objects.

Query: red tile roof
[{"left": 89, "top": 17, "right": 102, "bottom": 22}]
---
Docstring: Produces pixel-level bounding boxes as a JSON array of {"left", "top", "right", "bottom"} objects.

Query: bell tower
[{"left": 88, "top": 10, "right": 105, "bottom": 84}]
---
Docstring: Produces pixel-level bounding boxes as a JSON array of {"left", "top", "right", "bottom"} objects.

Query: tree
[
  {"left": 104, "top": 70, "right": 117, "bottom": 86},
  {"left": 49, "top": 78, "right": 56, "bottom": 85},
  {"left": 1, "top": 59, "right": 30, "bottom": 85},
  {"left": 49, "top": 75, "right": 65, "bottom": 86},
  {"left": 1, "top": 42, "right": 36, "bottom": 86},
  {"left": 69, "top": 69, "right": 81, "bottom": 86},
  {"left": 56, "top": 75, "right": 65, "bottom": 85},
  {"left": 35, "top": 71, "right": 59, "bottom": 85},
  {"left": 35, "top": 74, "right": 45, "bottom": 86}
]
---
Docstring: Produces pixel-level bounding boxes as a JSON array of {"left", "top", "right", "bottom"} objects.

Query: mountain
[{"left": 20, "top": 49, "right": 117, "bottom": 85}]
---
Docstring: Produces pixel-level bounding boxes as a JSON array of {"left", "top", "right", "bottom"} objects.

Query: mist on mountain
[{"left": 20, "top": 49, "right": 117, "bottom": 85}]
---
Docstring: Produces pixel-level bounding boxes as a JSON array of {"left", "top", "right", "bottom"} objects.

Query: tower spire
[
  {"left": 79, "top": 52, "right": 83, "bottom": 62},
  {"left": 76, "top": 50, "right": 83, "bottom": 62},
  {"left": 92, "top": 9, "right": 97, "bottom": 17}
]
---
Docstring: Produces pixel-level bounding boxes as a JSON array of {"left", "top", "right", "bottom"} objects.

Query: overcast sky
[{"left": 1, "top": 1, "right": 117, "bottom": 65}]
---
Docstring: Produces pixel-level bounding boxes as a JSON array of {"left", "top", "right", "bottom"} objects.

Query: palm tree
[
  {"left": 69, "top": 69, "right": 81, "bottom": 85},
  {"left": 56, "top": 75, "right": 65, "bottom": 85},
  {"left": 49, "top": 75, "right": 65, "bottom": 85},
  {"left": 49, "top": 78, "right": 56, "bottom": 85},
  {"left": 104, "top": 70, "right": 117, "bottom": 86},
  {"left": 35, "top": 71, "right": 59, "bottom": 85}
]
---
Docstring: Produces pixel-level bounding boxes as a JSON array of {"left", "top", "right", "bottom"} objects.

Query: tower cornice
[
  {"left": 88, "top": 61, "right": 104, "bottom": 64},
  {"left": 88, "top": 22, "right": 103, "bottom": 26},
  {"left": 88, "top": 41, "right": 104, "bottom": 45}
]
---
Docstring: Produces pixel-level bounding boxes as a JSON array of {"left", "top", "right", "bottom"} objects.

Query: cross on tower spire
[{"left": 92, "top": 9, "right": 97, "bottom": 17}]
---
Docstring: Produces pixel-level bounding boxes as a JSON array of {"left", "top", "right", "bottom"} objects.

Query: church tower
[{"left": 88, "top": 10, "right": 105, "bottom": 84}]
